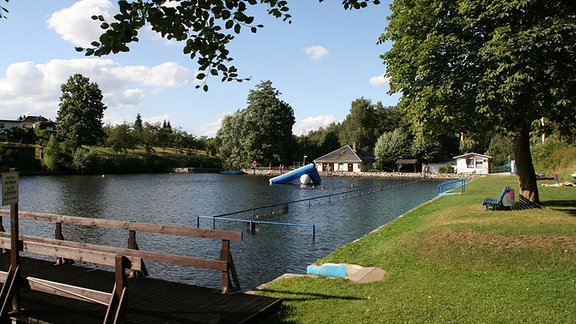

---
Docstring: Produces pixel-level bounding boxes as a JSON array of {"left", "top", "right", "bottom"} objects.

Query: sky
[{"left": 0, "top": 0, "right": 400, "bottom": 138}]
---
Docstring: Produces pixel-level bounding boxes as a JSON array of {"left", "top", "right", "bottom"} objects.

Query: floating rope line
[{"left": 196, "top": 178, "right": 428, "bottom": 237}]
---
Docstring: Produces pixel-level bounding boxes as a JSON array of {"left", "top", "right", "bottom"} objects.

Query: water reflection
[{"left": 7, "top": 173, "right": 440, "bottom": 290}]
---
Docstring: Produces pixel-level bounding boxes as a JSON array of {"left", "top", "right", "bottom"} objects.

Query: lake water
[{"left": 4, "top": 173, "right": 440, "bottom": 291}]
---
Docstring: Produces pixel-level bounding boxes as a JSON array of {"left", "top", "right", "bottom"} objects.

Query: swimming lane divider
[{"left": 196, "top": 178, "right": 425, "bottom": 238}]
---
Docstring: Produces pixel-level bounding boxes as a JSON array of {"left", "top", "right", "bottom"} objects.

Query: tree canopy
[
  {"left": 74, "top": 0, "right": 380, "bottom": 90},
  {"left": 217, "top": 80, "right": 295, "bottom": 169},
  {"left": 56, "top": 73, "right": 107, "bottom": 147},
  {"left": 381, "top": 0, "right": 576, "bottom": 202}
]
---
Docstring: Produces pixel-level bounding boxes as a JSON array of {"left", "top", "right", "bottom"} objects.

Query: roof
[
  {"left": 396, "top": 159, "right": 419, "bottom": 164},
  {"left": 453, "top": 152, "right": 492, "bottom": 159},
  {"left": 313, "top": 145, "right": 374, "bottom": 163},
  {"left": 21, "top": 115, "right": 50, "bottom": 123}
]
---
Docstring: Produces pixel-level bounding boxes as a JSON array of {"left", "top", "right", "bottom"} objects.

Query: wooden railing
[{"left": 0, "top": 210, "right": 242, "bottom": 323}]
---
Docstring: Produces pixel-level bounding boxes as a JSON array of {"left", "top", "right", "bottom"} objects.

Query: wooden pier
[
  {"left": 0, "top": 254, "right": 281, "bottom": 323},
  {"left": 0, "top": 209, "right": 282, "bottom": 323}
]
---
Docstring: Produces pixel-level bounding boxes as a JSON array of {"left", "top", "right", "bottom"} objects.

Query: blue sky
[{"left": 0, "top": 0, "right": 399, "bottom": 137}]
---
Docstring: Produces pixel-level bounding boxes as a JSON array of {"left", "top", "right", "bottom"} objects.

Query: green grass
[{"left": 256, "top": 175, "right": 576, "bottom": 323}]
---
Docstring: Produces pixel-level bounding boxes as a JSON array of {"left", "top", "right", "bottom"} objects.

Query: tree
[
  {"left": 373, "top": 128, "right": 412, "bottom": 171},
  {"left": 217, "top": 110, "right": 249, "bottom": 169},
  {"left": 42, "top": 135, "right": 70, "bottom": 172},
  {"left": 244, "top": 80, "right": 295, "bottom": 165},
  {"left": 295, "top": 123, "right": 341, "bottom": 164},
  {"left": 73, "top": 0, "right": 380, "bottom": 90},
  {"left": 56, "top": 74, "right": 107, "bottom": 147},
  {"left": 105, "top": 123, "right": 136, "bottom": 153},
  {"left": 217, "top": 80, "right": 295, "bottom": 169},
  {"left": 134, "top": 113, "right": 143, "bottom": 132},
  {"left": 339, "top": 98, "right": 380, "bottom": 152},
  {"left": 485, "top": 134, "right": 514, "bottom": 168},
  {"left": 411, "top": 133, "right": 460, "bottom": 163},
  {"left": 381, "top": 0, "right": 576, "bottom": 203}
]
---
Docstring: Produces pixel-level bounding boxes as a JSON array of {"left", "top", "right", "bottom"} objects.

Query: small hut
[{"left": 395, "top": 159, "right": 420, "bottom": 173}]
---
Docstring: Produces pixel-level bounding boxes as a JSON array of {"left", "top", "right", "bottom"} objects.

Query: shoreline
[{"left": 244, "top": 168, "right": 476, "bottom": 180}]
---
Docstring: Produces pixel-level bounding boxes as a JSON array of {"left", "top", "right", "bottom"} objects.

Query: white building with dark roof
[{"left": 313, "top": 144, "right": 374, "bottom": 173}]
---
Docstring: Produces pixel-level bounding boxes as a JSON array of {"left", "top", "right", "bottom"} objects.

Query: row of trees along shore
[
  {"left": 2, "top": 0, "right": 575, "bottom": 204},
  {"left": 3, "top": 74, "right": 572, "bottom": 185}
]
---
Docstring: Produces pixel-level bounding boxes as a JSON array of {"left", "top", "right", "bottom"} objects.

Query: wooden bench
[
  {"left": 511, "top": 194, "right": 542, "bottom": 210},
  {"left": 0, "top": 210, "right": 243, "bottom": 323},
  {"left": 482, "top": 186, "right": 510, "bottom": 211}
]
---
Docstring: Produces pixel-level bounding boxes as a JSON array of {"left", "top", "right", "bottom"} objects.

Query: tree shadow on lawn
[
  {"left": 541, "top": 200, "right": 576, "bottom": 216},
  {"left": 256, "top": 288, "right": 364, "bottom": 303}
]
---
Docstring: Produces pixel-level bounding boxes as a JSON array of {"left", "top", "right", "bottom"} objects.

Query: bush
[
  {"left": 0, "top": 144, "right": 41, "bottom": 172},
  {"left": 72, "top": 148, "right": 103, "bottom": 174},
  {"left": 438, "top": 165, "right": 453, "bottom": 173}
]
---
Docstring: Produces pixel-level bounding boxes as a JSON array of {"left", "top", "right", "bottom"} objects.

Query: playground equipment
[{"left": 269, "top": 163, "right": 321, "bottom": 185}]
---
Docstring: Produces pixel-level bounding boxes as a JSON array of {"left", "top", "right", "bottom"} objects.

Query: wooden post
[
  {"left": 55, "top": 222, "right": 63, "bottom": 240},
  {"left": 220, "top": 240, "right": 230, "bottom": 294},
  {"left": 219, "top": 239, "right": 240, "bottom": 293},
  {"left": 115, "top": 256, "right": 126, "bottom": 299},
  {"left": 127, "top": 230, "right": 148, "bottom": 277},
  {"left": 9, "top": 199, "right": 19, "bottom": 313}
]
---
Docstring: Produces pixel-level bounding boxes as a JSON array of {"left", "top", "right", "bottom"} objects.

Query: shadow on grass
[
  {"left": 256, "top": 288, "right": 364, "bottom": 302},
  {"left": 542, "top": 200, "right": 576, "bottom": 216},
  {"left": 256, "top": 288, "right": 365, "bottom": 323}
]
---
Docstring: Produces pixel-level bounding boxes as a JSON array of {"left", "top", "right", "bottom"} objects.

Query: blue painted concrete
[{"left": 306, "top": 264, "right": 348, "bottom": 278}]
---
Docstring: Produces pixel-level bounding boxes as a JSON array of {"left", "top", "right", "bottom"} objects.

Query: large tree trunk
[{"left": 513, "top": 121, "right": 540, "bottom": 203}]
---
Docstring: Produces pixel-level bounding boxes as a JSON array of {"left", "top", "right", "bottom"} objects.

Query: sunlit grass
[{"left": 257, "top": 175, "right": 576, "bottom": 323}]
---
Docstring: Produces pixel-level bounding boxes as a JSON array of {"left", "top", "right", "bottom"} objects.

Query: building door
[{"left": 348, "top": 163, "right": 353, "bottom": 172}]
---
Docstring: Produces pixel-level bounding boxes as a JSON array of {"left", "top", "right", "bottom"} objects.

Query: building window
[
  {"left": 466, "top": 158, "right": 475, "bottom": 168},
  {"left": 475, "top": 159, "right": 483, "bottom": 168}
]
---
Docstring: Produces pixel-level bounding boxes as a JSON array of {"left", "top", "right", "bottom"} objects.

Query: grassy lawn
[{"left": 256, "top": 175, "right": 576, "bottom": 323}]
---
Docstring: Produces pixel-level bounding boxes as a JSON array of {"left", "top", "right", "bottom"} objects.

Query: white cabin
[{"left": 453, "top": 153, "right": 491, "bottom": 175}]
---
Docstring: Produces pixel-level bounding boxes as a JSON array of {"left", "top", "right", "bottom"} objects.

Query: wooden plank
[
  {"left": 0, "top": 234, "right": 142, "bottom": 271},
  {"left": 0, "top": 271, "right": 111, "bottom": 306},
  {"left": 0, "top": 233, "right": 226, "bottom": 272},
  {"left": 0, "top": 210, "right": 242, "bottom": 241},
  {"left": 0, "top": 255, "right": 283, "bottom": 324}
]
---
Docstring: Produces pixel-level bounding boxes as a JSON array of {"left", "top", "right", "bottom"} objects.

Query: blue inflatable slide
[{"left": 269, "top": 163, "right": 321, "bottom": 185}]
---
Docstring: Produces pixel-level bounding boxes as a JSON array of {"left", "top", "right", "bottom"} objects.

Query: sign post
[{"left": 1, "top": 170, "right": 19, "bottom": 312}]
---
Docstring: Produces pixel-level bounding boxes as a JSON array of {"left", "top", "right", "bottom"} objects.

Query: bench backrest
[{"left": 498, "top": 186, "right": 511, "bottom": 202}]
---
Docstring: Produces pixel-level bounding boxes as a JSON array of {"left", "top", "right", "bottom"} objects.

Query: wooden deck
[{"left": 0, "top": 254, "right": 281, "bottom": 323}]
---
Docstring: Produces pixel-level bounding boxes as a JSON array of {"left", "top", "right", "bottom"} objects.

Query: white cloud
[
  {"left": 115, "top": 89, "right": 146, "bottom": 106},
  {"left": 47, "top": 0, "right": 117, "bottom": 47},
  {"left": 369, "top": 75, "right": 390, "bottom": 87},
  {"left": 304, "top": 45, "right": 329, "bottom": 60},
  {"left": 294, "top": 115, "right": 337, "bottom": 135},
  {"left": 197, "top": 114, "right": 229, "bottom": 137},
  {"left": 143, "top": 114, "right": 172, "bottom": 125},
  {"left": 0, "top": 58, "right": 194, "bottom": 120},
  {"left": 110, "top": 62, "right": 192, "bottom": 88}
]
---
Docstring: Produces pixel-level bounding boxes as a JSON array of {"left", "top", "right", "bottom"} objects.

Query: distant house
[
  {"left": 1, "top": 116, "right": 55, "bottom": 134},
  {"left": 0, "top": 119, "right": 21, "bottom": 140},
  {"left": 313, "top": 144, "right": 374, "bottom": 173},
  {"left": 453, "top": 153, "right": 491, "bottom": 174},
  {"left": 0, "top": 116, "right": 56, "bottom": 141},
  {"left": 0, "top": 119, "right": 21, "bottom": 132},
  {"left": 19, "top": 115, "right": 51, "bottom": 129}
]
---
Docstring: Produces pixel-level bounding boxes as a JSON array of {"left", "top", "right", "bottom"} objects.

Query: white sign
[{"left": 1, "top": 172, "right": 19, "bottom": 205}]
